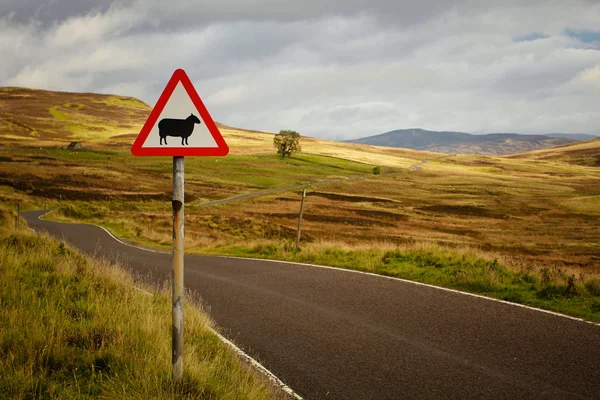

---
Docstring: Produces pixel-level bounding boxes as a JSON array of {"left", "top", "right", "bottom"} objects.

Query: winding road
[{"left": 22, "top": 210, "right": 600, "bottom": 400}]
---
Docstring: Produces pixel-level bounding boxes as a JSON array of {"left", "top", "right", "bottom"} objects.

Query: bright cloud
[{"left": 1, "top": 0, "right": 599, "bottom": 139}]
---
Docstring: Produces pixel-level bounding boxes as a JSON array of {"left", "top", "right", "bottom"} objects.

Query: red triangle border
[{"left": 131, "top": 69, "right": 229, "bottom": 157}]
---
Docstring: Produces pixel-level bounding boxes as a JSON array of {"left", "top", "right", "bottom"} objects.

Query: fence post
[{"left": 296, "top": 189, "right": 307, "bottom": 249}]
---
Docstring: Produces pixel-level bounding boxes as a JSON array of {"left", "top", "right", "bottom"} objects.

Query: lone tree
[{"left": 273, "top": 130, "right": 301, "bottom": 158}]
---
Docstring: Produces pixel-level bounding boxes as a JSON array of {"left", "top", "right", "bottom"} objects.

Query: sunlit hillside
[
  {"left": 506, "top": 137, "right": 600, "bottom": 167},
  {"left": 0, "top": 86, "right": 442, "bottom": 167},
  {"left": 0, "top": 87, "right": 149, "bottom": 144}
]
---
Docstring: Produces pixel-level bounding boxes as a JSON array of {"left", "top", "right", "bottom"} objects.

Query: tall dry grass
[{"left": 0, "top": 203, "right": 276, "bottom": 399}]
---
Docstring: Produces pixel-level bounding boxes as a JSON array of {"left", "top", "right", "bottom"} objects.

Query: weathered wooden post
[
  {"left": 296, "top": 189, "right": 307, "bottom": 249},
  {"left": 172, "top": 156, "right": 185, "bottom": 383},
  {"left": 16, "top": 201, "right": 20, "bottom": 231}
]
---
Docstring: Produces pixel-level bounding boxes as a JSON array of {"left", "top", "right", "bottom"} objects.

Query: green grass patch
[
  {"left": 201, "top": 242, "right": 600, "bottom": 322},
  {"left": 48, "top": 108, "right": 69, "bottom": 121},
  {"left": 19, "top": 148, "right": 373, "bottom": 194},
  {"left": 92, "top": 97, "right": 147, "bottom": 109},
  {"left": 39, "top": 148, "right": 116, "bottom": 162},
  {"left": 59, "top": 204, "right": 111, "bottom": 220}
]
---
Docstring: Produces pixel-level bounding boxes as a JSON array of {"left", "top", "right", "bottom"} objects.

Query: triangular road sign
[{"left": 131, "top": 69, "right": 229, "bottom": 156}]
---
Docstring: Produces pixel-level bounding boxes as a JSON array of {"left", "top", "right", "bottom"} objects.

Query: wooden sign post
[
  {"left": 131, "top": 69, "right": 229, "bottom": 383},
  {"left": 172, "top": 156, "right": 185, "bottom": 381}
]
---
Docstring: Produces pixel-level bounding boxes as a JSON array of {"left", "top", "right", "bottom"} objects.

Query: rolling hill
[
  {"left": 545, "top": 133, "right": 598, "bottom": 141},
  {"left": 506, "top": 136, "right": 600, "bottom": 166},
  {"left": 0, "top": 86, "right": 443, "bottom": 167},
  {"left": 345, "top": 128, "right": 579, "bottom": 155},
  {"left": 2, "top": 86, "right": 596, "bottom": 167},
  {"left": 0, "top": 86, "right": 244, "bottom": 145},
  {"left": 0, "top": 86, "right": 150, "bottom": 144}
]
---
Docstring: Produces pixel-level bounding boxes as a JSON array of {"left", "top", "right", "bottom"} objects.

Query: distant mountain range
[
  {"left": 544, "top": 133, "right": 598, "bottom": 141},
  {"left": 345, "top": 129, "right": 599, "bottom": 155}
]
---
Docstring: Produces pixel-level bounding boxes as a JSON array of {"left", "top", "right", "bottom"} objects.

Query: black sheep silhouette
[{"left": 158, "top": 113, "right": 201, "bottom": 145}]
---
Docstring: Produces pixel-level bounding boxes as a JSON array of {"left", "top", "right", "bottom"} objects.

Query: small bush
[
  {"left": 502, "top": 292, "right": 525, "bottom": 303},
  {"left": 566, "top": 275, "right": 578, "bottom": 296},
  {"left": 372, "top": 166, "right": 381, "bottom": 175},
  {"left": 537, "top": 284, "right": 565, "bottom": 300},
  {"left": 540, "top": 268, "right": 551, "bottom": 287},
  {"left": 513, "top": 271, "right": 538, "bottom": 285},
  {"left": 585, "top": 279, "right": 600, "bottom": 296}
]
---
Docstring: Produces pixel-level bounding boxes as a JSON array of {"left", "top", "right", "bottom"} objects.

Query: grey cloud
[
  {"left": 1, "top": 0, "right": 600, "bottom": 139},
  {"left": 514, "top": 33, "right": 550, "bottom": 42},
  {"left": 491, "top": 51, "right": 599, "bottom": 97},
  {"left": 2, "top": 0, "right": 114, "bottom": 26},
  {"left": 1, "top": 0, "right": 455, "bottom": 28}
]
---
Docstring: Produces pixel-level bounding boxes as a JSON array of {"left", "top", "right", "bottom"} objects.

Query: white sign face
[
  {"left": 131, "top": 68, "right": 229, "bottom": 157},
  {"left": 141, "top": 82, "right": 218, "bottom": 148}
]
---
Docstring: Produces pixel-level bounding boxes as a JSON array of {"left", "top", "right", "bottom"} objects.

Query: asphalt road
[{"left": 23, "top": 210, "right": 600, "bottom": 400}]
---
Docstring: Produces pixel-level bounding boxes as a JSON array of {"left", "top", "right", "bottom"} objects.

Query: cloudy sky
[{"left": 1, "top": 0, "right": 600, "bottom": 139}]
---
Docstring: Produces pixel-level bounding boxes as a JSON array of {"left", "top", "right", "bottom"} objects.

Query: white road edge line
[
  {"left": 39, "top": 210, "right": 165, "bottom": 254},
  {"left": 96, "top": 224, "right": 165, "bottom": 254},
  {"left": 212, "top": 328, "right": 303, "bottom": 400},
  {"left": 215, "top": 256, "right": 600, "bottom": 327},
  {"left": 34, "top": 211, "right": 600, "bottom": 328},
  {"left": 34, "top": 211, "right": 302, "bottom": 399},
  {"left": 131, "top": 288, "right": 303, "bottom": 400}
]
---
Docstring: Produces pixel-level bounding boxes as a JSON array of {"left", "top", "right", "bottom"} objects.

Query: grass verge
[
  {"left": 200, "top": 241, "right": 600, "bottom": 323},
  {"left": 0, "top": 204, "right": 276, "bottom": 399}
]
